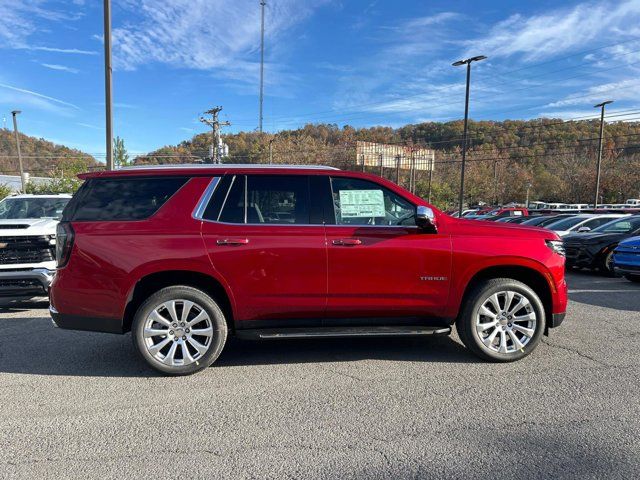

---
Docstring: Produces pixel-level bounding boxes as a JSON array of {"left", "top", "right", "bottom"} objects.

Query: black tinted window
[
  {"left": 218, "top": 176, "right": 245, "bottom": 223},
  {"left": 209, "top": 175, "right": 311, "bottom": 224},
  {"left": 202, "top": 175, "right": 232, "bottom": 221},
  {"left": 69, "top": 177, "right": 187, "bottom": 221},
  {"left": 247, "top": 175, "right": 309, "bottom": 224}
]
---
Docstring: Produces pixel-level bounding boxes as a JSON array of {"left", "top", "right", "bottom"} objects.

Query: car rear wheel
[
  {"left": 625, "top": 274, "right": 640, "bottom": 283},
  {"left": 132, "top": 286, "right": 228, "bottom": 375},
  {"left": 456, "top": 278, "right": 546, "bottom": 362}
]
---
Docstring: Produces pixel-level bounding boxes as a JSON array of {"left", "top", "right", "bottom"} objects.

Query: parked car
[
  {"left": 50, "top": 165, "right": 567, "bottom": 375},
  {"left": 485, "top": 207, "right": 529, "bottom": 218},
  {"left": 612, "top": 236, "right": 640, "bottom": 282},
  {"left": 0, "top": 194, "right": 71, "bottom": 299},
  {"left": 564, "top": 215, "right": 640, "bottom": 275},
  {"left": 495, "top": 216, "right": 532, "bottom": 224},
  {"left": 520, "top": 214, "right": 575, "bottom": 228},
  {"left": 545, "top": 214, "right": 628, "bottom": 237}
]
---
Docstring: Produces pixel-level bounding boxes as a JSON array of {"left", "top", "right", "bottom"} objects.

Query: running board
[{"left": 236, "top": 326, "right": 451, "bottom": 340}]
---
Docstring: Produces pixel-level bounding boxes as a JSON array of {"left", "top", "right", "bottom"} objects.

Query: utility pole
[
  {"left": 103, "top": 0, "right": 114, "bottom": 170},
  {"left": 200, "top": 107, "right": 230, "bottom": 164},
  {"left": 526, "top": 182, "right": 532, "bottom": 208},
  {"left": 427, "top": 157, "right": 434, "bottom": 204},
  {"left": 259, "top": 1, "right": 266, "bottom": 133},
  {"left": 493, "top": 160, "right": 498, "bottom": 205},
  {"left": 452, "top": 55, "right": 487, "bottom": 217},
  {"left": 593, "top": 100, "right": 613, "bottom": 209},
  {"left": 11, "top": 110, "right": 25, "bottom": 193}
]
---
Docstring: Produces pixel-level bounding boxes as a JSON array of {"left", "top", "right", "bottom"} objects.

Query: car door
[
  {"left": 323, "top": 175, "right": 451, "bottom": 320},
  {"left": 199, "top": 174, "right": 327, "bottom": 325}
]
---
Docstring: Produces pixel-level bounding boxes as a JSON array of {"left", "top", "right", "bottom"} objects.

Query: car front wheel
[
  {"left": 456, "top": 278, "right": 546, "bottom": 362},
  {"left": 132, "top": 286, "right": 228, "bottom": 375}
]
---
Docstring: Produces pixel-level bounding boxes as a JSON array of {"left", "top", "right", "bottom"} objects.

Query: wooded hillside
[
  {"left": 136, "top": 119, "right": 640, "bottom": 209},
  {"left": 0, "top": 128, "right": 97, "bottom": 178}
]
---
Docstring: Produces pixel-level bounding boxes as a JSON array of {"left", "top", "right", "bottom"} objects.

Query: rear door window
[
  {"left": 66, "top": 177, "right": 188, "bottom": 221},
  {"left": 206, "top": 175, "right": 313, "bottom": 225}
]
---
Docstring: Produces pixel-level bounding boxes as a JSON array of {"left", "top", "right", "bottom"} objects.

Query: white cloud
[
  {"left": 0, "top": 0, "right": 89, "bottom": 52},
  {"left": 77, "top": 122, "right": 101, "bottom": 130},
  {"left": 546, "top": 79, "right": 640, "bottom": 107},
  {"left": 465, "top": 0, "right": 640, "bottom": 61},
  {"left": 41, "top": 63, "right": 79, "bottom": 74},
  {"left": 112, "top": 0, "right": 329, "bottom": 89},
  {"left": 0, "top": 82, "right": 80, "bottom": 110},
  {"left": 28, "top": 46, "right": 97, "bottom": 55}
]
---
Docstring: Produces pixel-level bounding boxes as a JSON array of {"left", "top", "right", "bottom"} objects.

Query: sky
[{"left": 1, "top": 0, "right": 640, "bottom": 159}]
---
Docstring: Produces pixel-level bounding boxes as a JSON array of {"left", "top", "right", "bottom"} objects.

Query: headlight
[
  {"left": 546, "top": 239, "right": 565, "bottom": 256},
  {"left": 47, "top": 234, "right": 56, "bottom": 246}
]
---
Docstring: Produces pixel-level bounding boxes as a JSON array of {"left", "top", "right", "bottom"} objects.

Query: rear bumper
[
  {"left": 0, "top": 268, "right": 55, "bottom": 297},
  {"left": 49, "top": 305, "right": 124, "bottom": 334}
]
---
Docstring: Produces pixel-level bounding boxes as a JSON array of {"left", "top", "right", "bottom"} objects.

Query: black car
[{"left": 564, "top": 215, "right": 640, "bottom": 275}]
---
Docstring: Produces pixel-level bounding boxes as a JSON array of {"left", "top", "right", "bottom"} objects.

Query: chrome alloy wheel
[
  {"left": 143, "top": 299, "right": 214, "bottom": 367},
  {"left": 474, "top": 290, "right": 537, "bottom": 354}
]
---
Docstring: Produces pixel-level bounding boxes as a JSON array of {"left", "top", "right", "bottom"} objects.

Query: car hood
[
  {"left": 618, "top": 235, "right": 640, "bottom": 248},
  {"left": 0, "top": 218, "right": 59, "bottom": 236},
  {"left": 447, "top": 216, "right": 558, "bottom": 240}
]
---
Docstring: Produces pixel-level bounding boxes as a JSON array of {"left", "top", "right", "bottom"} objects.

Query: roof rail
[{"left": 118, "top": 163, "right": 340, "bottom": 171}]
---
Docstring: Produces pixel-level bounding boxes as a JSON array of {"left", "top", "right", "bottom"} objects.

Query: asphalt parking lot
[{"left": 0, "top": 271, "right": 639, "bottom": 479}]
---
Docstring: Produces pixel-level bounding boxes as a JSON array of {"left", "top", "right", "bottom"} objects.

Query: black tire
[
  {"left": 456, "top": 278, "right": 546, "bottom": 362},
  {"left": 132, "top": 286, "right": 228, "bottom": 376},
  {"left": 598, "top": 248, "right": 620, "bottom": 277},
  {"left": 625, "top": 274, "right": 640, "bottom": 283}
]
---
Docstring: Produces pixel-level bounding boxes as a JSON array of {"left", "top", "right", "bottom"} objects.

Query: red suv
[{"left": 50, "top": 165, "right": 567, "bottom": 375}]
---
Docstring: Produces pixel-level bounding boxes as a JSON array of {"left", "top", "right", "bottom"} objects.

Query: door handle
[
  {"left": 332, "top": 238, "right": 362, "bottom": 246},
  {"left": 217, "top": 238, "right": 250, "bottom": 246}
]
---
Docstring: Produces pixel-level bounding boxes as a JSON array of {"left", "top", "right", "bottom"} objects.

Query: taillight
[{"left": 56, "top": 222, "right": 75, "bottom": 268}]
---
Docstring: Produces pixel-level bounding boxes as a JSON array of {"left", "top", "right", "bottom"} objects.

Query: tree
[
  {"left": 114, "top": 136, "right": 130, "bottom": 168},
  {"left": 0, "top": 183, "right": 12, "bottom": 200}
]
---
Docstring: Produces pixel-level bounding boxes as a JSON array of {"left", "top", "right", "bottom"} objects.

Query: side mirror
[
  {"left": 577, "top": 226, "right": 591, "bottom": 233},
  {"left": 416, "top": 206, "right": 437, "bottom": 232}
]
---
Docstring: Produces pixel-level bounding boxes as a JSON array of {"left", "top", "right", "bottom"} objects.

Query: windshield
[
  {"left": 591, "top": 216, "right": 640, "bottom": 234},
  {"left": 546, "top": 216, "right": 589, "bottom": 231},
  {"left": 0, "top": 197, "right": 70, "bottom": 220}
]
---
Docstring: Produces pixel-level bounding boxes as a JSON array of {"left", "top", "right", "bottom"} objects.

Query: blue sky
[{"left": 1, "top": 0, "right": 640, "bottom": 159}]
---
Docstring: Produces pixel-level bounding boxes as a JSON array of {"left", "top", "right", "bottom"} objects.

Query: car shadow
[
  {"left": 566, "top": 271, "right": 640, "bottom": 312},
  {"left": 0, "top": 314, "right": 476, "bottom": 378}
]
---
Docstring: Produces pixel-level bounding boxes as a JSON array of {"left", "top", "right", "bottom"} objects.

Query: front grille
[
  {"left": 0, "top": 278, "right": 47, "bottom": 296},
  {"left": 0, "top": 236, "right": 54, "bottom": 264}
]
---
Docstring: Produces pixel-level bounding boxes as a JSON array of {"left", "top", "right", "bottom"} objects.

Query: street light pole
[
  {"left": 452, "top": 55, "right": 486, "bottom": 217},
  {"left": 11, "top": 110, "right": 25, "bottom": 193},
  {"left": 593, "top": 100, "right": 613, "bottom": 209},
  {"left": 104, "top": 0, "right": 114, "bottom": 170}
]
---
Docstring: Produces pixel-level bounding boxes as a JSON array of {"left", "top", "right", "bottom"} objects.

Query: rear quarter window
[{"left": 64, "top": 176, "right": 188, "bottom": 221}]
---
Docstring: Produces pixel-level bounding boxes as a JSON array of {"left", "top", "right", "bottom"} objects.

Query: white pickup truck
[{"left": 0, "top": 194, "right": 71, "bottom": 299}]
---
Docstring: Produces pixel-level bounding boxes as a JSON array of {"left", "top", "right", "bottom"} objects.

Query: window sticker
[{"left": 339, "top": 189, "right": 385, "bottom": 218}]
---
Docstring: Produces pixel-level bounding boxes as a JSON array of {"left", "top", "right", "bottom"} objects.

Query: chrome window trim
[
  {"left": 200, "top": 218, "right": 418, "bottom": 229},
  {"left": 196, "top": 173, "right": 421, "bottom": 229},
  {"left": 192, "top": 177, "right": 221, "bottom": 220}
]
